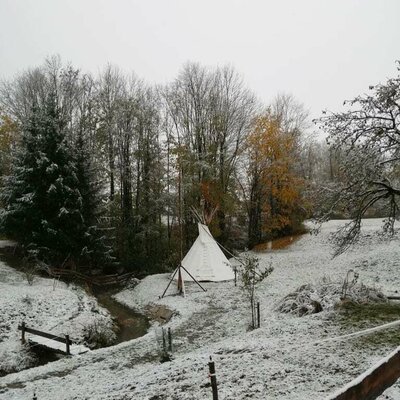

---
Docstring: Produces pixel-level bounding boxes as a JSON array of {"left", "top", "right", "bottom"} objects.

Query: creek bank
[
  {"left": 0, "top": 244, "right": 157, "bottom": 376},
  {"left": 0, "top": 244, "right": 151, "bottom": 344},
  {"left": 92, "top": 287, "right": 150, "bottom": 344}
]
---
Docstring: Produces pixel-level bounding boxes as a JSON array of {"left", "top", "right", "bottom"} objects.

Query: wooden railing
[
  {"left": 326, "top": 346, "right": 400, "bottom": 400},
  {"left": 18, "top": 322, "right": 72, "bottom": 355}
]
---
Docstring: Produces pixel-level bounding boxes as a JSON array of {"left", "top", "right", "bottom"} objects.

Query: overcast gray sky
[{"left": 1, "top": 0, "right": 399, "bottom": 122}]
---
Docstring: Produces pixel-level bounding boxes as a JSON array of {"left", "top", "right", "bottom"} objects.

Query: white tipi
[{"left": 176, "top": 223, "right": 234, "bottom": 282}]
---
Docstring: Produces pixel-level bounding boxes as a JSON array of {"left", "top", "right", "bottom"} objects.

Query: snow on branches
[{"left": 315, "top": 61, "right": 400, "bottom": 256}]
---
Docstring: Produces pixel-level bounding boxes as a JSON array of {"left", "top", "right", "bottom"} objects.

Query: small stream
[
  {"left": 94, "top": 288, "right": 150, "bottom": 344},
  {"left": 0, "top": 246, "right": 150, "bottom": 374}
]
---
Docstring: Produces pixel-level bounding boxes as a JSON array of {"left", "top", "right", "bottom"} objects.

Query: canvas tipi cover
[{"left": 177, "top": 223, "right": 234, "bottom": 282}]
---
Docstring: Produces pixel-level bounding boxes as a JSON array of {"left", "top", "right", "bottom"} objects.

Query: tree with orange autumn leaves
[
  {"left": 0, "top": 111, "right": 19, "bottom": 178},
  {"left": 247, "top": 111, "right": 308, "bottom": 247}
]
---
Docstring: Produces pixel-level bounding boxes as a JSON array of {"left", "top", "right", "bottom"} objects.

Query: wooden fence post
[
  {"left": 208, "top": 356, "right": 219, "bottom": 400},
  {"left": 168, "top": 327, "right": 172, "bottom": 352},
  {"left": 162, "top": 328, "right": 166, "bottom": 353},
  {"left": 65, "top": 335, "right": 70, "bottom": 355},
  {"left": 21, "top": 321, "right": 26, "bottom": 344},
  {"left": 251, "top": 299, "right": 255, "bottom": 329},
  {"left": 257, "top": 302, "right": 260, "bottom": 328}
]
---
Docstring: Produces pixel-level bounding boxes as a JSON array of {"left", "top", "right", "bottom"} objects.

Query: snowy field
[{"left": 0, "top": 219, "right": 400, "bottom": 399}]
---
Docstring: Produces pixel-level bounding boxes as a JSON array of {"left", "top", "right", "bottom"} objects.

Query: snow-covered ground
[
  {"left": 0, "top": 219, "right": 400, "bottom": 399},
  {"left": 0, "top": 243, "right": 115, "bottom": 375}
]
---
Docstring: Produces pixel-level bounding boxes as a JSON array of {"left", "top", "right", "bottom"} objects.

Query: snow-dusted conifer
[{"left": 1, "top": 92, "right": 84, "bottom": 264}]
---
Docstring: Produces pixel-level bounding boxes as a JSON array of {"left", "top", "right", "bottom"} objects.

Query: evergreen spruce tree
[{"left": 1, "top": 93, "right": 87, "bottom": 265}]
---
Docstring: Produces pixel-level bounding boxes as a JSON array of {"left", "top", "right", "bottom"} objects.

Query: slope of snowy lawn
[
  {"left": 0, "top": 246, "right": 114, "bottom": 375},
  {"left": 0, "top": 219, "right": 399, "bottom": 399}
]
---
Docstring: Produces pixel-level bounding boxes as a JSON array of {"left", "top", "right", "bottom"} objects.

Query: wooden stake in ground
[
  {"left": 21, "top": 321, "right": 26, "bottom": 344},
  {"left": 65, "top": 334, "right": 70, "bottom": 355},
  {"left": 162, "top": 328, "right": 166, "bottom": 353},
  {"left": 168, "top": 327, "right": 172, "bottom": 352},
  {"left": 208, "top": 356, "right": 219, "bottom": 400}
]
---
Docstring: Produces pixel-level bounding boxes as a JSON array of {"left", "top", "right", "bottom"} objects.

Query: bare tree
[
  {"left": 239, "top": 254, "right": 273, "bottom": 329},
  {"left": 315, "top": 61, "right": 400, "bottom": 255},
  {"left": 162, "top": 63, "right": 257, "bottom": 245},
  {"left": 272, "top": 93, "right": 310, "bottom": 140},
  {"left": 97, "top": 65, "right": 125, "bottom": 200}
]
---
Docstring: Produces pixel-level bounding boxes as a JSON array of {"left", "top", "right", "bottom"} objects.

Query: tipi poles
[
  {"left": 160, "top": 264, "right": 206, "bottom": 299},
  {"left": 177, "top": 266, "right": 184, "bottom": 295},
  {"left": 160, "top": 267, "right": 179, "bottom": 299},
  {"left": 180, "top": 265, "right": 207, "bottom": 292}
]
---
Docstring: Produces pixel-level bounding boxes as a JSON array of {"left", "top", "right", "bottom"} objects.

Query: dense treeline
[{"left": 0, "top": 56, "right": 339, "bottom": 273}]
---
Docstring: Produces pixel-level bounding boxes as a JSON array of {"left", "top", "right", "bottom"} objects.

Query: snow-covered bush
[
  {"left": 276, "top": 277, "right": 387, "bottom": 317},
  {"left": 0, "top": 341, "right": 37, "bottom": 376},
  {"left": 82, "top": 318, "right": 116, "bottom": 349}
]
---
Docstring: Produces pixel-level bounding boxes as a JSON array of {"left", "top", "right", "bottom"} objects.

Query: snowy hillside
[
  {"left": 0, "top": 219, "right": 400, "bottom": 399},
  {"left": 0, "top": 242, "right": 115, "bottom": 376}
]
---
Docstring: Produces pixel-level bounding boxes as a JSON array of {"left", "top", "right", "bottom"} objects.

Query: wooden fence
[
  {"left": 326, "top": 345, "right": 400, "bottom": 400},
  {"left": 48, "top": 268, "right": 134, "bottom": 287}
]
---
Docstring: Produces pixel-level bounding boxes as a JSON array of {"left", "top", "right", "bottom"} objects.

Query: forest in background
[{"left": 0, "top": 56, "right": 397, "bottom": 273}]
